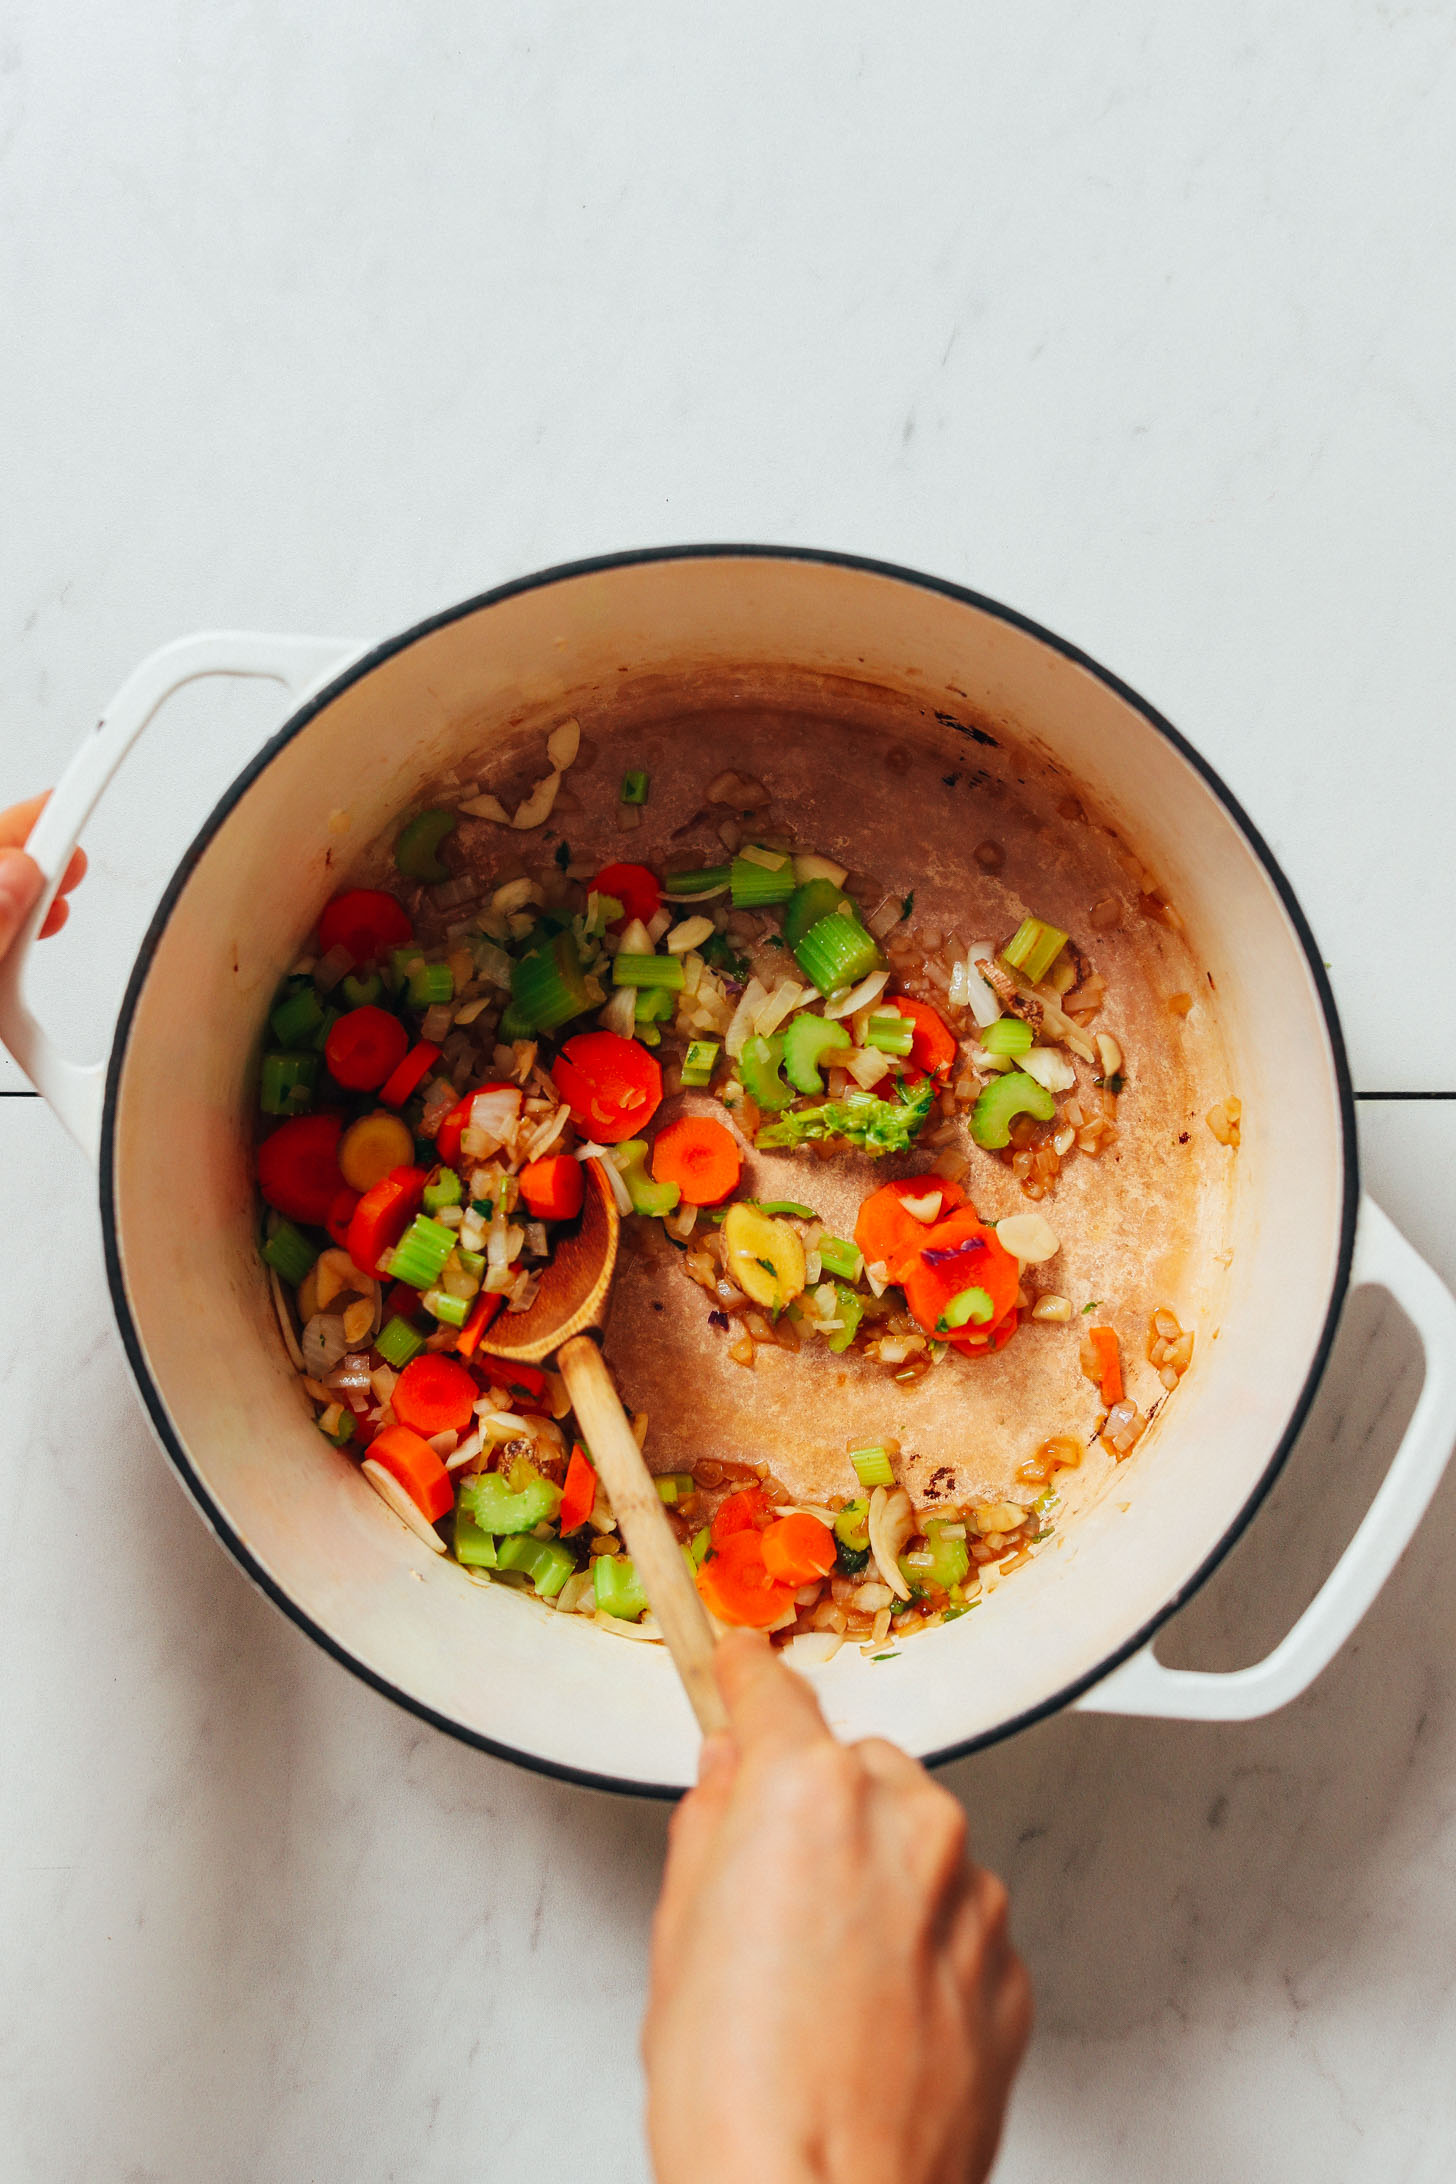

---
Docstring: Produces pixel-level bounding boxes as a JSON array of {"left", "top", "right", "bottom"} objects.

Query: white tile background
[{"left": 3, "top": 6, "right": 1456, "bottom": 2180}]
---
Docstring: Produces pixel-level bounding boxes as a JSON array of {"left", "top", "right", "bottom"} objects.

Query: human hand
[
  {"left": 644, "top": 1632, "right": 1032, "bottom": 2184},
  {"left": 0, "top": 794, "right": 87, "bottom": 962}
]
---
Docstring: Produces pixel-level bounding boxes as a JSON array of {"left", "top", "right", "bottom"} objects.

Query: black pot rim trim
[{"left": 98, "top": 543, "right": 1360, "bottom": 1801}]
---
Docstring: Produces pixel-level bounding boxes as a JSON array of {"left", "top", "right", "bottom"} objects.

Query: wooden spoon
[{"left": 482, "top": 1159, "right": 728, "bottom": 1737}]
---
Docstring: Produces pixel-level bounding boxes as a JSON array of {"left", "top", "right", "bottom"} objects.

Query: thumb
[{"left": 0, "top": 850, "right": 42, "bottom": 961}]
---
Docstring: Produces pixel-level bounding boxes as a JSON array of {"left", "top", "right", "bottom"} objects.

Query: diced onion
[
  {"left": 421, "top": 1003, "right": 453, "bottom": 1044},
  {"left": 268, "top": 1268, "right": 305, "bottom": 1370},
  {"left": 313, "top": 944, "right": 354, "bottom": 993},
  {"left": 458, "top": 792, "right": 512, "bottom": 822},
  {"left": 725, "top": 976, "right": 769, "bottom": 1059},
  {"left": 301, "top": 1314, "right": 350, "bottom": 1374},
  {"left": 601, "top": 984, "right": 637, "bottom": 1038},
  {"left": 471, "top": 1085, "right": 523, "bottom": 1144},
  {"left": 546, "top": 717, "right": 581, "bottom": 770},
  {"left": 949, "top": 953, "right": 1001, "bottom": 1027},
  {"left": 753, "top": 979, "right": 807, "bottom": 1037},
  {"left": 512, "top": 772, "right": 562, "bottom": 829},
  {"left": 844, "top": 1046, "right": 891, "bottom": 1088},
  {"left": 793, "top": 852, "right": 848, "bottom": 888},
  {"left": 667, "top": 916, "right": 715, "bottom": 955},
  {"left": 1021, "top": 1046, "right": 1076, "bottom": 1094},
  {"left": 473, "top": 940, "right": 513, "bottom": 989},
  {"left": 580, "top": 1148, "right": 633, "bottom": 1216},
  {"left": 823, "top": 968, "right": 889, "bottom": 1021}
]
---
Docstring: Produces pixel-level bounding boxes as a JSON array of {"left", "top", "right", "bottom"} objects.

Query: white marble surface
[{"left": 3, "top": 6, "right": 1456, "bottom": 2178}]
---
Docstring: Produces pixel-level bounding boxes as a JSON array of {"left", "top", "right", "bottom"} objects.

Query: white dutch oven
[{"left": 4, "top": 548, "right": 1454, "bottom": 1798}]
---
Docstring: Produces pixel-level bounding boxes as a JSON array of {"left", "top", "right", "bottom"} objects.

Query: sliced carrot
[
  {"left": 710, "top": 1484, "right": 773, "bottom": 1550},
  {"left": 345, "top": 1164, "right": 426, "bottom": 1277},
  {"left": 455, "top": 1290, "right": 502, "bottom": 1359},
  {"left": 326, "top": 1187, "right": 361, "bottom": 1249},
  {"left": 391, "top": 1353, "right": 478, "bottom": 1437},
  {"left": 949, "top": 1308, "right": 1019, "bottom": 1359},
  {"left": 324, "top": 1005, "right": 409, "bottom": 1091},
  {"left": 649, "top": 1116, "right": 741, "bottom": 1207},
  {"left": 378, "top": 1040, "right": 441, "bottom": 1108},
  {"left": 893, "top": 995, "right": 958, "bottom": 1077},
  {"left": 559, "top": 1446, "right": 597, "bottom": 1533},
  {"left": 551, "top": 1032, "right": 663, "bottom": 1144},
  {"left": 257, "top": 1112, "right": 345, "bottom": 1225},
  {"left": 318, "top": 888, "right": 412, "bottom": 965},
  {"left": 900, "top": 1207, "right": 1020, "bottom": 1339},
  {"left": 696, "top": 1531, "right": 796, "bottom": 1629},
  {"left": 854, "top": 1175, "right": 968, "bottom": 1283},
  {"left": 760, "top": 1512, "right": 836, "bottom": 1587},
  {"left": 1089, "top": 1325, "right": 1123, "bottom": 1406},
  {"left": 369, "top": 1424, "right": 453, "bottom": 1523},
  {"left": 519, "top": 1154, "right": 586, "bottom": 1221},
  {"left": 591, "top": 862, "right": 661, "bottom": 929}
]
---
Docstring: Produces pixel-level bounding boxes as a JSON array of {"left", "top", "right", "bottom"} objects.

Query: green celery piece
[
  {"left": 655, "top": 1471, "right": 696, "bottom": 1505},
  {"left": 454, "top": 1507, "right": 499, "bottom": 1568},
  {"left": 729, "top": 850, "right": 796, "bottom": 908},
  {"left": 783, "top": 877, "right": 852, "bottom": 947},
  {"left": 850, "top": 1445, "right": 895, "bottom": 1488},
  {"left": 1001, "top": 916, "right": 1068, "bottom": 986},
  {"left": 621, "top": 769, "right": 649, "bottom": 805},
  {"left": 611, "top": 952, "right": 685, "bottom": 991},
  {"left": 982, "top": 1014, "right": 1034, "bottom": 1058},
  {"left": 817, "top": 1234, "right": 863, "bottom": 1282},
  {"left": 593, "top": 1554, "right": 649, "bottom": 1621},
  {"left": 421, "top": 1287, "right": 469, "bottom": 1327},
  {"left": 826, "top": 1283, "right": 863, "bottom": 1355},
  {"left": 939, "top": 1285, "right": 994, "bottom": 1331},
  {"left": 261, "top": 1220, "right": 317, "bottom": 1288},
  {"left": 792, "top": 912, "right": 881, "bottom": 997},
  {"left": 614, "top": 1140, "right": 680, "bottom": 1218},
  {"left": 395, "top": 808, "right": 458, "bottom": 883},
  {"left": 633, "top": 985, "right": 677, "bottom": 1023},
  {"left": 340, "top": 969, "right": 383, "bottom": 1009},
  {"left": 317, "top": 1408, "right": 355, "bottom": 1447},
  {"left": 864, "top": 1012, "right": 914, "bottom": 1056},
  {"left": 781, "top": 1012, "right": 851, "bottom": 1094},
  {"left": 495, "top": 1533, "right": 576, "bottom": 1598},
  {"left": 661, "top": 866, "right": 731, "bottom": 900},
  {"left": 969, "top": 1070, "right": 1057, "bottom": 1150},
  {"left": 375, "top": 1314, "right": 427, "bottom": 1368},
  {"left": 900, "top": 1519, "right": 970, "bottom": 1598},
  {"left": 755, "top": 1075, "right": 933, "bottom": 1155},
  {"left": 738, "top": 1033, "right": 794, "bottom": 1111},
  {"left": 834, "top": 1498, "right": 871, "bottom": 1574},
  {"left": 385, "top": 1214, "right": 456, "bottom": 1287},
  {"left": 423, "top": 1167, "right": 462, "bottom": 1213},
  {"left": 688, "top": 1526, "right": 711, "bottom": 1568},
  {"left": 407, "top": 960, "right": 454, "bottom": 1008},
  {"left": 511, "top": 928, "right": 593, "bottom": 1032},
  {"left": 260, "top": 1052, "right": 318, "bottom": 1115},
  {"left": 270, "top": 983, "right": 326, "bottom": 1047},
  {"left": 461, "top": 1460, "right": 562, "bottom": 1536},
  {"left": 388, "top": 943, "right": 422, "bottom": 992},
  {"left": 681, "top": 1038, "right": 720, "bottom": 1086}
]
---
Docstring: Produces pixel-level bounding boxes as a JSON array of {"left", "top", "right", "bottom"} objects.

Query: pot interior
[{"left": 107, "top": 554, "right": 1350, "bottom": 1790}]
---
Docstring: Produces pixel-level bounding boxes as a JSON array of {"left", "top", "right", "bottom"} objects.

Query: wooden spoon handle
[{"left": 558, "top": 1333, "right": 728, "bottom": 1738}]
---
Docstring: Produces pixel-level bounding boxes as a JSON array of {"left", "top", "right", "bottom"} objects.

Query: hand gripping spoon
[{"left": 481, "top": 1158, "right": 728, "bottom": 1736}]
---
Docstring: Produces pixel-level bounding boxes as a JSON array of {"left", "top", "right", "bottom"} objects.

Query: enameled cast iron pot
[{"left": 4, "top": 548, "right": 1454, "bottom": 1798}]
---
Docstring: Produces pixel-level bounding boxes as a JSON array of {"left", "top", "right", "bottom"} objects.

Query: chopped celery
[
  {"left": 311, "top": 1005, "right": 340, "bottom": 1054},
  {"left": 681, "top": 1039, "right": 720, "bottom": 1087},
  {"left": 938, "top": 1285, "right": 994, "bottom": 1331},
  {"left": 422, "top": 1288, "right": 469, "bottom": 1327},
  {"left": 900, "top": 1519, "right": 970, "bottom": 1598},
  {"left": 270, "top": 983, "right": 326, "bottom": 1047},
  {"left": 850, "top": 1445, "right": 895, "bottom": 1488},
  {"left": 495, "top": 1533, "right": 576, "bottom": 1598},
  {"left": 261, "top": 1220, "right": 317, "bottom": 1288},
  {"left": 756, "top": 1075, "right": 933, "bottom": 1156},
  {"left": 621, "top": 769, "right": 650, "bottom": 805},
  {"left": 738, "top": 1033, "right": 795, "bottom": 1112},
  {"left": 783, "top": 877, "right": 852, "bottom": 947},
  {"left": 634, "top": 986, "right": 677, "bottom": 1023},
  {"left": 260, "top": 1052, "right": 318, "bottom": 1114},
  {"left": 826, "top": 1283, "right": 863, "bottom": 1354},
  {"left": 834, "top": 1499, "right": 871, "bottom": 1573},
  {"left": 982, "top": 1015, "right": 1034, "bottom": 1058},
  {"left": 730, "top": 850, "right": 796, "bottom": 908},
  {"left": 385, "top": 1214, "right": 456, "bottom": 1288},
  {"left": 423, "top": 1167, "right": 462, "bottom": 1213},
  {"left": 454, "top": 1245, "right": 485, "bottom": 1279},
  {"left": 581, "top": 891, "right": 624, "bottom": 938},
  {"left": 864, "top": 1012, "right": 914, "bottom": 1056},
  {"left": 614, "top": 1140, "right": 681, "bottom": 1218},
  {"left": 453, "top": 1507, "right": 499, "bottom": 1568},
  {"left": 611, "top": 953, "right": 685, "bottom": 991},
  {"left": 793, "top": 912, "right": 881, "bottom": 996},
  {"left": 593, "top": 1554, "right": 649, "bottom": 1621},
  {"left": 376, "top": 1314, "right": 427, "bottom": 1368},
  {"left": 662, "top": 866, "right": 731, "bottom": 899},
  {"left": 318, "top": 1408, "right": 355, "bottom": 1447},
  {"left": 394, "top": 808, "right": 458, "bottom": 883},
  {"left": 688, "top": 1526, "right": 711, "bottom": 1567},
  {"left": 969, "top": 1070, "right": 1057, "bottom": 1149},
  {"left": 655, "top": 1471, "right": 696, "bottom": 1505},
  {"left": 818, "top": 1235, "right": 863, "bottom": 1282},
  {"left": 498, "top": 1000, "right": 535, "bottom": 1040},
  {"left": 340, "top": 969, "right": 383, "bottom": 1009},
  {"left": 755, "top": 1200, "right": 818, "bottom": 1219},
  {"left": 407, "top": 960, "right": 454, "bottom": 1008},
  {"left": 461, "top": 1458, "right": 562, "bottom": 1535},
  {"left": 782, "top": 1012, "right": 851, "bottom": 1094},
  {"left": 1002, "top": 915, "right": 1068, "bottom": 986},
  {"left": 635, "top": 1022, "right": 661, "bottom": 1048},
  {"left": 388, "top": 943, "right": 422, "bottom": 992},
  {"left": 511, "top": 928, "right": 594, "bottom": 1032}
]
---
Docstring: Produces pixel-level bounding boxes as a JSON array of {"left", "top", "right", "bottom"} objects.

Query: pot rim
[{"left": 98, "top": 543, "right": 1360, "bottom": 1799}]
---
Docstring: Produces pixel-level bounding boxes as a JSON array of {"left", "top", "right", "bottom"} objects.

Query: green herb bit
[
  {"left": 554, "top": 840, "right": 572, "bottom": 871},
  {"left": 850, "top": 1444, "right": 896, "bottom": 1489},
  {"left": 1001, "top": 914, "right": 1069, "bottom": 986},
  {"left": 375, "top": 1315, "right": 427, "bottom": 1369},
  {"left": 871, "top": 1651, "right": 900, "bottom": 1662},
  {"left": 756, "top": 1075, "right": 934, "bottom": 1156},
  {"left": 901, "top": 891, "right": 915, "bottom": 920},
  {"left": 620, "top": 769, "right": 650, "bottom": 805},
  {"left": 681, "top": 1039, "right": 720, "bottom": 1087},
  {"left": 394, "top": 807, "right": 458, "bottom": 884},
  {"left": 261, "top": 1220, "right": 317, "bottom": 1288},
  {"left": 1082, "top": 1300, "right": 1101, "bottom": 1314},
  {"left": 701, "top": 932, "right": 749, "bottom": 979}
]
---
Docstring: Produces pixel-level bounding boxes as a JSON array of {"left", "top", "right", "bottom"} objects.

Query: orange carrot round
[
  {"left": 1089, "top": 1325, "right": 1123, "bottom": 1406},
  {"left": 649, "top": 1115, "right": 742, "bottom": 1206},
  {"left": 710, "top": 1484, "right": 772, "bottom": 1550},
  {"left": 900, "top": 1207, "right": 1020, "bottom": 1337},
  {"left": 893, "top": 995, "right": 958, "bottom": 1076},
  {"left": 854, "top": 1175, "right": 967, "bottom": 1282},
  {"left": 696, "top": 1530, "right": 796, "bottom": 1629},
  {"left": 369, "top": 1424, "right": 453, "bottom": 1523},
  {"left": 391, "top": 1353, "right": 478, "bottom": 1437},
  {"left": 558, "top": 1445, "right": 597, "bottom": 1533},
  {"left": 519, "top": 1153, "right": 585, "bottom": 1221},
  {"left": 760, "top": 1512, "right": 837, "bottom": 1587}
]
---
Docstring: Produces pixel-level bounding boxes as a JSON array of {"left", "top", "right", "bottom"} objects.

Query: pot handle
[
  {"left": 0, "top": 630, "right": 358, "bottom": 1164},
  {"left": 1074, "top": 1195, "right": 1456, "bottom": 1723}
]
